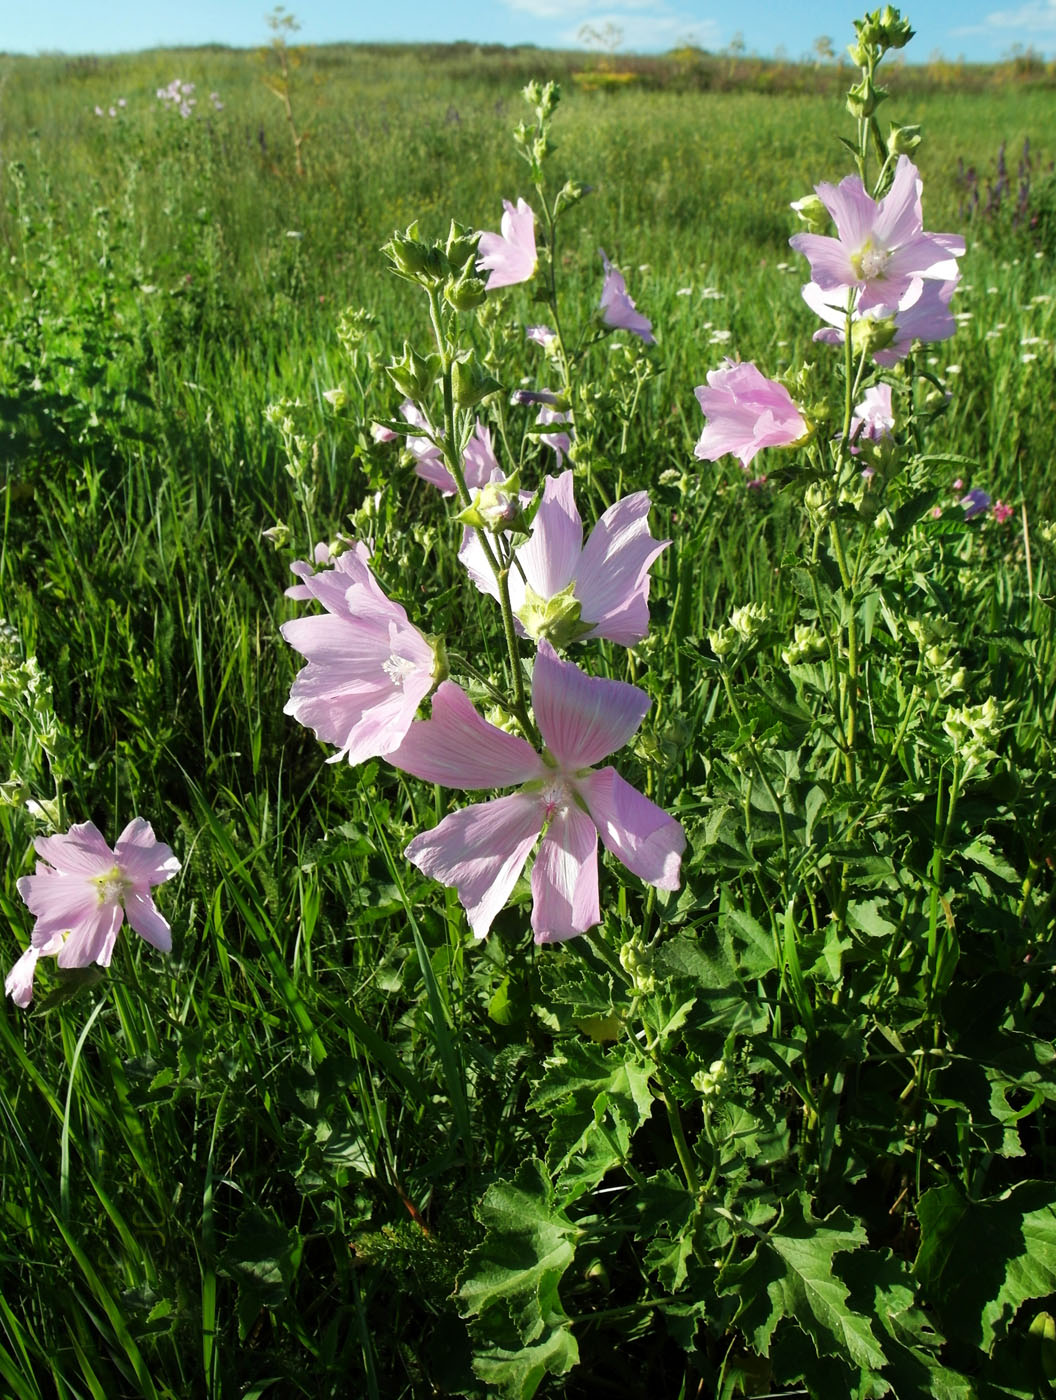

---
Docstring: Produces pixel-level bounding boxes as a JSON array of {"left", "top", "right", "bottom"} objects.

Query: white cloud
[
  {"left": 559, "top": 9, "right": 720, "bottom": 50},
  {"left": 954, "top": 0, "right": 1056, "bottom": 36}
]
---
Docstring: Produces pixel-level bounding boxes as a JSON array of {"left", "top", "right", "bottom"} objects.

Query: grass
[{"left": 0, "top": 34, "right": 1055, "bottom": 1399}]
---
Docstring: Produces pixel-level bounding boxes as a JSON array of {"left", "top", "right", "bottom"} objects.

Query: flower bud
[
  {"left": 456, "top": 472, "right": 528, "bottom": 533},
  {"left": 444, "top": 264, "right": 487, "bottom": 313},
  {"left": 878, "top": 6, "right": 914, "bottom": 48},
  {"left": 382, "top": 224, "right": 446, "bottom": 284},
  {"left": 790, "top": 194, "right": 829, "bottom": 234},
  {"left": 386, "top": 342, "right": 440, "bottom": 401},
  {"left": 846, "top": 77, "right": 883, "bottom": 119},
  {"left": 444, "top": 220, "right": 479, "bottom": 272},
  {"left": 451, "top": 354, "right": 502, "bottom": 408},
  {"left": 850, "top": 315, "right": 898, "bottom": 358},
  {"left": 887, "top": 122, "right": 922, "bottom": 157},
  {"left": 554, "top": 179, "right": 588, "bottom": 214},
  {"left": 518, "top": 582, "right": 592, "bottom": 648}
]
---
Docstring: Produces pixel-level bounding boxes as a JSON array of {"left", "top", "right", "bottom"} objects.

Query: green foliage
[{"left": 0, "top": 14, "right": 1055, "bottom": 1400}]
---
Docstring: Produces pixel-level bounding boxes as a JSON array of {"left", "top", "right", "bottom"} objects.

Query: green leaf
[
  {"left": 471, "top": 1322, "right": 579, "bottom": 1400},
  {"left": 846, "top": 898, "right": 898, "bottom": 940},
  {"left": 528, "top": 1042, "right": 655, "bottom": 1203},
  {"left": 722, "top": 907, "right": 780, "bottom": 978},
  {"left": 960, "top": 836, "right": 1019, "bottom": 885},
  {"left": 217, "top": 1205, "right": 303, "bottom": 1310},
  {"left": 914, "top": 1180, "right": 1056, "bottom": 1353},
  {"left": 721, "top": 1193, "right": 887, "bottom": 1373},
  {"left": 456, "top": 1159, "right": 577, "bottom": 1346}
]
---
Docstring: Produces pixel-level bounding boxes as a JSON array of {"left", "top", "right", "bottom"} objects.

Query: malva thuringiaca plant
[{"left": 5, "top": 9, "right": 1056, "bottom": 1398}]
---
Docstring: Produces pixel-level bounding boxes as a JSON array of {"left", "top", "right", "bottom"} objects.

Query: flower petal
[
  {"left": 114, "top": 819, "right": 181, "bottom": 890},
  {"left": 57, "top": 902, "right": 124, "bottom": 969},
  {"left": 33, "top": 821, "right": 113, "bottom": 876},
  {"left": 531, "top": 802, "right": 599, "bottom": 942},
  {"left": 518, "top": 471, "right": 582, "bottom": 599},
  {"left": 124, "top": 891, "right": 173, "bottom": 953},
  {"left": 575, "top": 492, "right": 668, "bottom": 645},
  {"left": 5, "top": 946, "right": 40, "bottom": 1008},
  {"left": 532, "top": 640, "right": 649, "bottom": 769},
  {"left": 388, "top": 681, "right": 544, "bottom": 789},
  {"left": 576, "top": 766, "right": 684, "bottom": 890},
  {"left": 405, "top": 793, "right": 542, "bottom": 938},
  {"left": 17, "top": 868, "right": 101, "bottom": 942}
]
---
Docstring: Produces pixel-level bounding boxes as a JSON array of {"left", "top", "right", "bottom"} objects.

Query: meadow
[{"left": 1, "top": 18, "right": 1055, "bottom": 1399}]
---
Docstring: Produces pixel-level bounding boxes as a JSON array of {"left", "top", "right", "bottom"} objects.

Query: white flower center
[
  {"left": 382, "top": 652, "right": 418, "bottom": 687},
  {"left": 93, "top": 865, "right": 131, "bottom": 906},
  {"left": 854, "top": 242, "right": 891, "bottom": 280},
  {"left": 541, "top": 778, "right": 572, "bottom": 818}
]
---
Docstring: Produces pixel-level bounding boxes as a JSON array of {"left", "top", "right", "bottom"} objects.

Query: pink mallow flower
[
  {"left": 849, "top": 383, "right": 894, "bottom": 446},
  {"left": 417, "top": 418, "right": 502, "bottom": 496},
  {"left": 477, "top": 198, "right": 537, "bottom": 290},
  {"left": 599, "top": 250, "right": 655, "bottom": 344},
  {"left": 992, "top": 500, "right": 1014, "bottom": 525},
  {"left": 6, "top": 820, "right": 180, "bottom": 1008},
  {"left": 789, "top": 156, "right": 964, "bottom": 313},
  {"left": 537, "top": 403, "right": 572, "bottom": 465},
  {"left": 459, "top": 470, "right": 668, "bottom": 647},
  {"left": 390, "top": 641, "right": 684, "bottom": 941},
  {"left": 526, "top": 324, "right": 557, "bottom": 349},
  {"left": 281, "top": 542, "right": 441, "bottom": 765},
  {"left": 803, "top": 276, "right": 957, "bottom": 366},
  {"left": 694, "top": 360, "right": 808, "bottom": 469}
]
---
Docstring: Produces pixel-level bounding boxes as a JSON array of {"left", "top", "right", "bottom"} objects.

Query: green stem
[{"left": 425, "top": 289, "right": 532, "bottom": 736}]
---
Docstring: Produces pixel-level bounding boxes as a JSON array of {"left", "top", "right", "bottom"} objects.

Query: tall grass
[{"left": 0, "top": 36, "right": 1054, "bottom": 1398}]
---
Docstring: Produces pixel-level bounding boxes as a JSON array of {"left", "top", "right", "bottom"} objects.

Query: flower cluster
[
  {"left": 693, "top": 155, "right": 964, "bottom": 475},
  {"left": 281, "top": 187, "right": 678, "bottom": 941}
]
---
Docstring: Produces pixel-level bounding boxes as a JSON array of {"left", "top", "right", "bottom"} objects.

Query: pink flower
[
  {"left": 804, "top": 276, "right": 957, "bottom": 365},
  {"left": 849, "top": 383, "right": 894, "bottom": 446},
  {"left": 526, "top": 324, "right": 556, "bottom": 348},
  {"left": 477, "top": 198, "right": 537, "bottom": 290},
  {"left": 694, "top": 360, "right": 808, "bottom": 468},
  {"left": 599, "top": 250, "right": 655, "bottom": 344},
  {"left": 537, "top": 403, "right": 572, "bottom": 465},
  {"left": 6, "top": 820, "right": 180, "bottom": 1008},
  {"left": 417, "top": 418, "right": 502, "bottom": 496},
  {"left": 390, "top": 641, "right": 684, "bottom": 941},
  {"left": 992, "top": 500, "right": 1014, "bottom": 524},
  {"left": 459, "top": 470, "right": 668, "bottom": 647},
  {"left": 789, "top": 156, "right": 964, "bottom": 313},
  {"left": 281, "top": 543, "right": 440, "bottom": 764}
]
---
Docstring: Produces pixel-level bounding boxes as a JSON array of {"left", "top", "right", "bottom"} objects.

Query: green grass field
[{"left": 1, "top": 29, "right": 1055, "bottom": 1399}]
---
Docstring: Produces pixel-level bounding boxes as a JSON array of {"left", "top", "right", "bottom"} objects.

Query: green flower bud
[
  {"left": 457, "top": 472, "right": 527, "bottom": 533},
  {"left": 518, "top": 581, "right": 593, "bottom": 648},
  {"left": 554, "top": 179, "right": 588, "bottom": 215},
  {"left": 887, "top": 122, "right": 922, "bottom": 157},
  {"left": 618, "top": 935, "right": 655, "bottom": 996},
  {"left": 708, "top": 624, "right": 738, "bottom": 659},
  {"left": 444, "top": 264, "right": 487, "bottom": 313},
  {"left": 386, "top": 342, "right": 440, "bottom": 401},
  {"left": 878, "top": 6, "right": 914, "bottom": 48},
  {"left": 729, "top": 602, "right": 769, "bottom": 642},
  {"left": 851, "top": 315, "right": 898, "bottom": 357},
  {"left": 790, "top": 194, "right": 829, "bottom": 234},
  {"left": 846, "top": 77, "right": 882, "bottom": 119},
  {"left": 381, "top": 224, "right": 447, "bottom": 284},
  {"left": 444, "top": 220, "right": 479, "bottom": 272},
  {"left": 451, "top": 354, "right": 501, "bottom": 408}
]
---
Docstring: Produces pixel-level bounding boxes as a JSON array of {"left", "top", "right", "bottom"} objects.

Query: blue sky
[{"left": 4, "top": 0, "right": 1056, "bottom": 61}]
